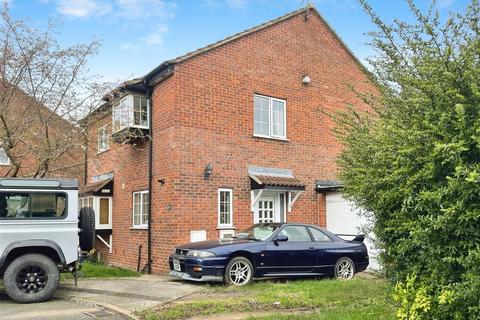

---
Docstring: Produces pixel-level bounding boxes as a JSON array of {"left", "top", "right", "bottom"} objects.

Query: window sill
[
  {"left": 0, "top": 163, "right": 10, "bottom": 166},
  {"left": 130, "top": 226, "right": 148, "bottom": 230},
  {"left": 217, "top": 226, "right": 235, "bottom": 230},
  {"left": 252, "top": 135, "right": 289, "bottom": 142},
  {"left": 97, "top": 149, "right": 109, "bottom": 155}
]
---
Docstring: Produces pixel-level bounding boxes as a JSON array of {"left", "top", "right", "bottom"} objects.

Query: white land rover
[{"left": 0, "top": 178, "right": 95, "bottom": 303}]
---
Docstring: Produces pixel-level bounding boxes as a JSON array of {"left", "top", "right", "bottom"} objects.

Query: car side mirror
[{"left": 274, "top": 234, "right": 288, "bottom": 243}]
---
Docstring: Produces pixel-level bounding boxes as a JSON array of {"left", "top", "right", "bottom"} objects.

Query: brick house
[
  {"left": 0, "top": 85, "right": 84, "bottom": 180},
  {"left": 81, "top": 6, "right": 377, "bottom": 273}
]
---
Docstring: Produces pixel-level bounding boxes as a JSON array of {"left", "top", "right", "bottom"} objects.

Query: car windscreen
[{"left": 235, "top": 224, "right": 281, "bottom": 241}]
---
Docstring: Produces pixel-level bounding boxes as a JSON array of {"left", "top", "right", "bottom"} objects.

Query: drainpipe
[{"left": 144, "top": 78, "right": 153, "bottom": 274}]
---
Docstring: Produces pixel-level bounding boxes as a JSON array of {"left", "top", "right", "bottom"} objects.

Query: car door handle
[{"left": 308, "top": 247, "right": 315, "bottom": 250}]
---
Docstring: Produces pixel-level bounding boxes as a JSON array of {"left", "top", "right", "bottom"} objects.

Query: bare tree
[{"left": 0, "top": 5, "right": 108, "bottom": 178}]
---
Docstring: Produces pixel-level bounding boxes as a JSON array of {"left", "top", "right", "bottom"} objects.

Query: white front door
[
  {"left": 254, "top": 192, "right": 287, "bottom": 223},
  {"left": 258, "top": 196, "right": 275, "bottom": 223}
]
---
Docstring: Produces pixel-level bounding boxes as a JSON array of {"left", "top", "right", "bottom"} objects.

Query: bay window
[{"left": 112, "top": 94, "right": 149, "bottom": 133}]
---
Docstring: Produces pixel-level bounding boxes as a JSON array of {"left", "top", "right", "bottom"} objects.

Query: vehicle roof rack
[{"left": 0, "top": 178, "right": 78, "bottom": 190}]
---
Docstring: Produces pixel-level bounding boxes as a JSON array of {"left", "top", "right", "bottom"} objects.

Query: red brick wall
[
  {"left": 84, "top": 113, "right": 150, "bottom": 270},
  {"left": 148, "top": 9, "right": 376, "bottom": 273},
  {"left": 87, "top": 8, "right": 377, "bottom": 273}
]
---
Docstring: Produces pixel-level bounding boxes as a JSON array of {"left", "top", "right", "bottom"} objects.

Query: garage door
[{"left": 326, "top": 192, "right": 380, "bottom": 270}]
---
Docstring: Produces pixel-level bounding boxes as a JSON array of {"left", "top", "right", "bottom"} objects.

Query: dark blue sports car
[{"left": 168, "top": 223, "right": 369, "bottom": 286}]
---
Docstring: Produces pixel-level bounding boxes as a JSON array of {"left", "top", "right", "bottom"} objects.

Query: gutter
[{"left": 144, "top": 78, "right": 153, "bottom": 274}]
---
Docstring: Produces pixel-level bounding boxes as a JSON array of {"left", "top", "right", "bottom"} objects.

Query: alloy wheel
[
  {"left": 15, "top": 265, "right": 48, "bottom": 294},
  {"left": 336, "top": 259, "right": 354, "bottom": 280},
  {"left": 229, "top": 260, "right": 252, "bottom": 285}
]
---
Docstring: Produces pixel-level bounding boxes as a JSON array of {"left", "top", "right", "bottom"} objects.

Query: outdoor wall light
[
  {"left": 158, "top": 178, "right": 166, "bottom": 185},
  {"left": 302, "top": 75, "right": 311, "bottom": 85},
  {"left": 204, "top": 163, "right": 213, "bottom": 179}
]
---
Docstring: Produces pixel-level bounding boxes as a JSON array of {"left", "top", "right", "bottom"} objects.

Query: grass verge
[
  {"left": 63, "top": 261, "right": 140, "bottom": 279},
  {"left": 140, "top": 277, "right": 395, "bottom": 320}
]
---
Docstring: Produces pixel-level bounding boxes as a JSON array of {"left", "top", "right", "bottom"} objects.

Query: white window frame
[
  {"left": 78, "top": 196, "right": 112, "bottom": 229},
  {"left": 253, "top": 94, "right": 287, "bottom": 140},
  {"left": 132, "top": 190, "right": 149, "bottom": 228},
  {"left": 97, "top": 125, "right": 109, "bottom": 153},
  {"left": 0, "top": 148, "right": 11, "bottom": 166},
  {"left": 78, "top": 196, "right": 93, "bottom": 210},
  {"left": 219, "top": 229, "right": 235, "bottom": 239},
  {"left": 112, "top": 94, "right": 150, "bottom": 133},
  {"left": 218, "top": 188, "right": 233, "bottom": 228},
  {"left": 95, "top": 197, "right": 112, "bottom": 229}
]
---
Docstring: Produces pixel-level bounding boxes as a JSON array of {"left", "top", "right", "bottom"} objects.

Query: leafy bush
[{"left": 334, "top": 1, "right": 480, "bottom": 318}]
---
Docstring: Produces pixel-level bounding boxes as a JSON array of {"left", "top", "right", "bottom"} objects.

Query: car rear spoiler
[{"left": 336, "top": 234, "right": 366, "bottom": 243}]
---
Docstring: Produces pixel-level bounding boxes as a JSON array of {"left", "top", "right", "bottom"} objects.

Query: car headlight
[{"left": 186, "top": 250, "right": 216, "bottom": 258}]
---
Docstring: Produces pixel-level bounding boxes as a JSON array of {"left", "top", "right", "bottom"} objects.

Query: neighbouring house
[
  {"left": 81, "top": 5, "right": 378, "bottom": 273},
  {"left": 0, "top": 84, "right": 84, "bottom": 180}
]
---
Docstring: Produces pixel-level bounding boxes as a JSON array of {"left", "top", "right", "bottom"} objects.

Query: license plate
[{"left": 173, "top": 259, "right": 181, "bottom": 271}]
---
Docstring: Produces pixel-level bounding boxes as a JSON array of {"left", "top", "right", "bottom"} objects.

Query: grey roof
[{"left": 315, "top": 180, "right": 343, "bottom": 191}]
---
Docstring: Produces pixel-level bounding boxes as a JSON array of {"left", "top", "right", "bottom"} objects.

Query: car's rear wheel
[
  {"left": 224, "top": 257, "right": 253, "bottom": 286},
  {"left": 334, "top": 257, "right": 355, "bottom": 280},
  {"left": 4, "top": 254, "right": 60, "bottom": 303}
]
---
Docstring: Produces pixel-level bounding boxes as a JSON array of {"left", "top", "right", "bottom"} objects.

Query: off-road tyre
[
  {"left": 79, "top": 206, "right": 95, "bottom": 251},
  {"left": 4, "top": 254, "right": 60, "bottom": 303}
]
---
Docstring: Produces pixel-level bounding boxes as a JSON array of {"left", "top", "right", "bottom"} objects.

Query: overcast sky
[{"left": 7, "top": 0, "right": 469, "bottom": 82}]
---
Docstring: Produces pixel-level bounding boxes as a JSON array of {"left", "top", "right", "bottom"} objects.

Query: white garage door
[{"left": 326, "top": 192, "right": 380, "bottom": 270}]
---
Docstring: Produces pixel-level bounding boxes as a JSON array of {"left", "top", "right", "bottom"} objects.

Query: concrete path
[
  {"left": 0, "top": 293, "right": 126, "bottom": 320},
  {"left": 0, "top": 275, "right": 201, "bottom": 320},
  {"left": 59, "top": 275, "right": 201, "bottom": 317}
]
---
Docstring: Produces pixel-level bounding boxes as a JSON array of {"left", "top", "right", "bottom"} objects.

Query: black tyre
[
  {"left": 224, "top": 256, "right": 254, "bottom": 286},
  {"left": 334, "top": 257, "right": 356, "bottom": 280},
  {"left": 4, "top": 254, "right": 60, "bottom": 303},
  {"left": 79, "top": 206, "right": 95, "bottom": 251}
]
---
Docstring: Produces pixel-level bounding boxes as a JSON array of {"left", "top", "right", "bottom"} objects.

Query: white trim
[
  {"left": 112, "top": 94, "right": 150, "bottom": 134},
  {"left": 250, "top": 189, "right": 264, "bottom": 212},
  {"left": 218, "top": 188, "right": 233, "bottom": 228},
  {"left": 219, "top": 229, "right": 235, "bottom": 239},
  {"left": 79, "top": 196, "right": 112, "bottom": 229},
  {"left": 95, "top": 197, "right": 112, "bottom": 229},
  {"left": 132, "top": 190, "right": 149, "bottom": 228},
  {"left": 288, "top": 191, "right": 303, "bottom": 213},
  {"left": 0, "top": 148, "right": 11, "bottom": 166},
  {"left": 96, "top": 234, "right": 112, "bottom": 253},
  {"left": 253, "top": 94, "right": 287, "bottom": 140},
  {"left": 97, "top": 125, "right": 109, "bottom": 153}
]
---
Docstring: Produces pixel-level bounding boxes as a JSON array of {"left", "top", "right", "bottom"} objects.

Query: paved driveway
[
  {"left": 0, "top": 293, "right": 126, "bottom": 320},
  {"left": 0, "top": 275, "right": 201, "bottom": 320}
]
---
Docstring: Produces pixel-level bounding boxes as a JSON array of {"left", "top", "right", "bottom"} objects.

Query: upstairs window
[
  {"left": 254, "top": 94, "right": 286, "bottom": 139},
  {"left": 97, "top": 125, "right": 109, "bottom": 153},
  {"left": 112, "top": 94, "right": 149, "bottom": 133},
  {"left": 0, "top": 148, "right": 10, "bottom": 165}
]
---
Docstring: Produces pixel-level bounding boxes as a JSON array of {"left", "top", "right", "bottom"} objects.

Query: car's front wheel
[
  {"left": 224, "top": 256, "right": 253, "bottom": 286},
  {"left": 3, "top": 254, "right": 60, "bottom": 303},
  {"left": 334, "top": 257, "right": 356, "bottom": 280}
]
